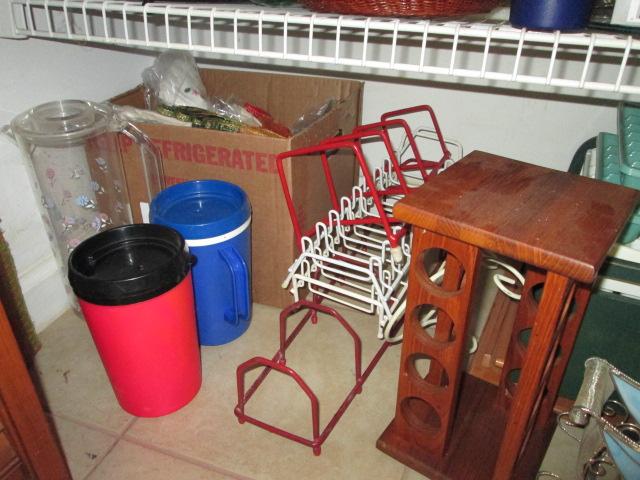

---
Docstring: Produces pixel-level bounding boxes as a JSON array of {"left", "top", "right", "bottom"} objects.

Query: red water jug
[{"left": 68, "top": 224, "right": 201, "bottom": 417}]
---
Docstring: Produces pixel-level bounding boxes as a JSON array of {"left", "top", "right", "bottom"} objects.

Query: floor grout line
[
  {"left": 119, "top": 416, "right": 138, "bottom": 436},
  {"left": 45, "top": 414, "right": 118, "bottom": 480},
  {"left": 50, "top": 412, "right": 130, "bottom": 438},
  {"left": 48, "top": 413, "right": 139, "bottom": 480},
  {"left": 79, "top": 416, "right": 141, "bottom": 480},
  {"left": 119, "top": 435, "right": 256, "bottom": 480},
  {"left": 80, "top": 434, "right": 120, "bottom": 480}
]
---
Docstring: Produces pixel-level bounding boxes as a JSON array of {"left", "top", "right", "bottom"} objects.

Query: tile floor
[{"left": 35, "top": 303, "right": 578, "bottom": 480}]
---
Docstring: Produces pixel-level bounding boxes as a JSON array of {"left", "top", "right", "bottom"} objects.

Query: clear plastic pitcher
[{"left": 10, "top": 99, "right": 164, "bottom": 268}]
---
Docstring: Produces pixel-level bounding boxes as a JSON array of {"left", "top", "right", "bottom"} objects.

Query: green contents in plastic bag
[{"left": 156, "top": 104, "right": 282, "bottom": 138}]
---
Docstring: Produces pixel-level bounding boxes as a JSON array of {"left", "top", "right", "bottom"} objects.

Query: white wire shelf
[{"left": 4, "top": 0, "right": 640, "bottom": 97}]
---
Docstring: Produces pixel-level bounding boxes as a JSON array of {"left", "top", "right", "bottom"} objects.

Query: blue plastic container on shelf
[
  {"left": 618, "top": 103, "right": 640, "bottom": 188},
  {"left": 509, "top": 0, "right": 594, "bottom": 31},
  {"left": 151, "top": 180, "right": 252, "bottom": 346},
  {"left": 596, "top": 132, "right": 640, "bottom": 244},
  {"left": 596, "top": 132, "right": 623, "bottom": 185}
]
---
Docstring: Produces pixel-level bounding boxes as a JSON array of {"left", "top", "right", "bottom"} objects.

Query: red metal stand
[
  {"left": 276, "top": 127, "right": 409, "bottom": 251},
  {"left": 379, "top": 104, "right": 451, "bottom": 181},
  {"left": 235, "top": 104, "right": 450, "bottom": 455},
  {"left": 235, "top": 300, "right": 390, "bottom": 455}
]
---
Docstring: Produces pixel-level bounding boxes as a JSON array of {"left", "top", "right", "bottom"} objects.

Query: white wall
[
  {"left": 0, "top": 38, "right": 152, "bottom": 332},
  {"left": 362, "top": 81, "right": 615, "bottom": 170},
  {"left": 0, "top": 37, "right": 618, "bottom": 332}
]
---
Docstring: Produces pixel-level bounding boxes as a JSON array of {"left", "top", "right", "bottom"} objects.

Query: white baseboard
[{"left": 18, "top": 255, "right": 70, "bottom": 333}]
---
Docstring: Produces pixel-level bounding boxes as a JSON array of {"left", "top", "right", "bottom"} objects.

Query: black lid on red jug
[{"left": 68, "top": 224, "right": 191, "bottom": 306}]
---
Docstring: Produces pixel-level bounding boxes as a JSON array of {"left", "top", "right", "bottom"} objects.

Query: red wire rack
[
  {"left": 234, "top": 105, "right": 448, "bottom": 455},
  {"left": 378, "top": 104, "right": 451, "bottom": 181},
  {"left": 235, "top": 300, "right": 391, "bottom": 455},
  {"left": 276, "top": 125, "right": 410, "bottom": 252}
]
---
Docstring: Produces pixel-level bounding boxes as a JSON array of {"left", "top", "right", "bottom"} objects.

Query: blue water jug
[
  {"left": 510, "top": 0, "right": 594, "bottom": 31},
  {"left": 150, "top": 180, "right": 251, "bottom": 346}
]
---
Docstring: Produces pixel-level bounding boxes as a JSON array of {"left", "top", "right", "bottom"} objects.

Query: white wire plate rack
[
  {"left": 282, "top": 145, "right": 458, "bottom": 343},
  {"left": 283, "top": 170, "right": 412, "bottom": 341},
  {"left": 4, "top": 0, "right": 640, "bottom": 97}
]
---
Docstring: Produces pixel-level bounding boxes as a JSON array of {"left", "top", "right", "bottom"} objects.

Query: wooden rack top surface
[{"left": 394, "top": 151, "right": 640, "bottom": 283}]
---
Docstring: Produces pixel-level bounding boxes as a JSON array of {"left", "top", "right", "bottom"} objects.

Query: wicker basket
[{"left": 299, "top": 0, "right": 500, "bottom": 17}]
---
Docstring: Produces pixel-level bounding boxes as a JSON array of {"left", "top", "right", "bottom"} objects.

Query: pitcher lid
[
  {"left": 11, "top": 100, "right": 114, "bottom": 147},
  {"left": 68, "top": 224, "right": 191, "bottom": 306},
  {"left": 150, "top": 180, "right": 251, "bottom": 240}
]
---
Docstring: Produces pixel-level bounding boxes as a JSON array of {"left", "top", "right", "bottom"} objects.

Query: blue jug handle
[{"left": 219, "top": 247, "right": 250, "bottom": 326}]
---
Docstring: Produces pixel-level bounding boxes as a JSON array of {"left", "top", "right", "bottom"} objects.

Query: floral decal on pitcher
[
  {"left": 75, "top": 195, "right": 96, "bottom": 209},
  {"left": 91, "top": 180, "right": 105, "bottom": 195},
  {"left": 91, "top": 213, "right": 111, "bottom": 232},
  {"left": 61, "top": 189, "right": 73, "bottom": 205},
  {"left": 114, "top": 200, "right": 125, "bottom": 214},
  {"left": 46, "top": 167, "right": 56, "bottom": 187},
  {"left": 61, "top": 216, "right": 77, "bottom": 232},
  {"left": 41, "top": 196, "right": 55, "bottom": 209},
  {"left": 95, "top": 157, "right": 108, "bottom": 172},
  {"left": 70, "top": 167, "right": 85, "bottom": 180},
  {"left": 66, "top": 238, "right": 81, "bottom": 252}
]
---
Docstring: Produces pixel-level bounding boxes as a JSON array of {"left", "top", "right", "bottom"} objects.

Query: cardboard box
[{"left": 111, "top": 68, "right": 363, "bottom": 308}]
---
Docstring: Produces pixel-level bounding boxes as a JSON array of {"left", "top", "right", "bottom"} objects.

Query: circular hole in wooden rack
[
  {"left": 531, "top": 283, "right": 545, "bottom": 304},
  {"left": 506, "top": 368, "right": 521, "bottom": 397},
  {"left": 412, "top": 304, "right": 456, "bottom": 343},
  {"left": 418, "top": 248, "right": 465, "bottom": 295},
  {"left": 529, "top": 281, "right": 577, "bottom": 315},
  {"left": 518, "top": 328, "right": 532, "bottom": 348},
  {"left": 407, "top": 353, "right": 450, "bottom": 387},
  {"left": 401, "top": 396, "right": 442, "bottom": 434}
]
